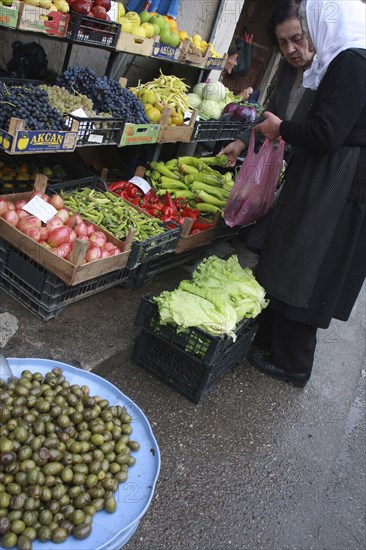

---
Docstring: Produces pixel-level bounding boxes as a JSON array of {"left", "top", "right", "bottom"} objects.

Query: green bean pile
[
  {"left": 61, "top": 188, "right": 165, "bottom": 242},
  {"left": 0, "top": 367, "right": 140, "bottom": 550}
]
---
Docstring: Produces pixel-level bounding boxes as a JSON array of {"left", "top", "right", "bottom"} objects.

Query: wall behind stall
[{"left": 0, "top": 0, "right": 221, "bottom": 83}]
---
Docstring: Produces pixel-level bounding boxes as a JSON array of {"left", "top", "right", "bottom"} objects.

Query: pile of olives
[{"left": 0, "top": 367, "right": 140, "bottom": 550}]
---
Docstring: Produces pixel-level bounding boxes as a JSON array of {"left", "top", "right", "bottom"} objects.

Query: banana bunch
[
  {"left": 23, "top": 0, "right": 69, "bottom": 12},
  {"left": 145, "top": 155, "right": 234, "bottom": 216},
  {"left": 129, "top": 70, "right": 192, "bottom": 125}
]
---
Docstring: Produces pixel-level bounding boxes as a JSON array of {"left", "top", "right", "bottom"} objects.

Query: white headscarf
[{"left": 301, "top": 0, "right": 366, "bottom": 90}]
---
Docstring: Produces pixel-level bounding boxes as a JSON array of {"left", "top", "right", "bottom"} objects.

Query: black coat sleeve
[{"left": 280, "top": 50, "right": 366, "bottom": 153}]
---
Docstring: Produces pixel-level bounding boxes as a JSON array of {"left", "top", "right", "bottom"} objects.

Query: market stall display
[{"left": 1, "top": 358, "right": 161, "bottom": 549}]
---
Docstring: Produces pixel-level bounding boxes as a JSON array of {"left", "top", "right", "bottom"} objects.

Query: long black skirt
[{"left": 268, "top": 200, "right": 366, "bottom": 329}]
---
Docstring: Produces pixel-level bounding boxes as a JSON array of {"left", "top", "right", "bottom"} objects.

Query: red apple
[
  {"left": 94, "top": 0, "right": 111, "bottom": 11},
  {"left": 91, "top": 5, "right": 107, "bottom": 19}
]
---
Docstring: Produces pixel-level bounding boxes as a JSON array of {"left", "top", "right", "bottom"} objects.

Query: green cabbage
[
  {"left": 202, "top": 81, "right": 226, "bottom": 102},
  {"left": 154, "top": 255, "right": 268, "bottom": 339},
  {"left": 186, "top": 93, "right": 202, "bottom": 109},
  {"left": 193, "top": 83, "right": 206, "bottom": 98},
  {"left": 198, "top": 99, "right": 222, "bottom": 120}
]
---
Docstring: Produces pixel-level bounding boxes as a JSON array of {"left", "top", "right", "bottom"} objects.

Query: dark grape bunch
[
  {"left": 56, "top": 67, "right": 150, "bottom": 124},
  {"left": 0, "top": 82, "right": 67, "bottom": 132}
]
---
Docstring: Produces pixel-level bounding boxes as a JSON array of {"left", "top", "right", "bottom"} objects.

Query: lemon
[
  {"left": 192, "top": 34, "right": 202, "bottom": 42},
  {"left": 131, "top": 25, "right": 146, "bottom": 38},
  {"left": 146, "top": 107, "right": 162, "bottom": 123},
  {"left": 124, "top": 11, "right": 140, "bottom": 25}
]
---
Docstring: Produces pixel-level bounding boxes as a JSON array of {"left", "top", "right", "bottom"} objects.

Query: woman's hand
[
  {"left": 218, "top": 139, "right": 246, "bottom": 167},
  {"left": 255, "top": 112, "right": 282, "bottom": 141}
]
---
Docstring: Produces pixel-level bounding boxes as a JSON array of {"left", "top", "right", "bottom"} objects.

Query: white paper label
[
  {"left": 22, "top": 196, "right": 57, "bottom": 224},
  {"left": 71, "top": 108, "right": 89, "bottom": 118},
  {"left": 129, "top": 176, "right": 151, "bottom": 194},
  {"left": 88, "top": 134, "right": 104, "bottom": 143}
]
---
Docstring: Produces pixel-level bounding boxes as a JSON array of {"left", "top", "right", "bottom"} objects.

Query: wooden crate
[
  {"left": 157, "top": 109, "right": 197, "bottom": 144},
  {"left": 115, "top": 31, "right": 155, "bottom": 56},
  {"left": 0, "top": 118, "right": 78, "bottom": 155},
  {"left": 175, "top": 215, "right": 219, "bottom": 254},
  {"left": 178, "top": 39, "right": 209, "bottom": 67},
  {"left": 0, "top": 184, "right": 134, "bottom": 286}
]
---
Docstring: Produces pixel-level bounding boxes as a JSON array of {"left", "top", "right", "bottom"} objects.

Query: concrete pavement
[{"left": 1, "top": 262, "right": 365, "bottom": 550}]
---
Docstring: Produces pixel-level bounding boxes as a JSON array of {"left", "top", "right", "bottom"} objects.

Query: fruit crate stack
[{"left": 132, "top": 294, "right": 257, "bottom": 403}]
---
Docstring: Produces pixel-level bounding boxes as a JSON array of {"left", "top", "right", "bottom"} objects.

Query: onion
[
  {"left": 2, "top": 210, "right": 19, "bottom": 227},
  {"left": 23, "top": 227, "right": 41, "bottom": 242},
  {"left": 53, "top": 243, "right": 72, "bottom": 259},
  {"left": 46, "top": 217, "right": 64, "bottom": 231},
  {"left": 89, "top": 231, "right": 107, "bottom": 248},
  {"left": 223, "top": 102, "right": 240, "bottom": 115},
  {"left": 15, "top": 199, "right": 28, "bottom": 210},
  {"left": 0, "top": 199, "right": 9, "bottom": 215},
  {"left": 30, "top": 191, "right": 49, "bottom": 202},
  {"left": 85, "top": 246, "right": 102, "bottom": 263},
  {"left": 39, "top": 241, "right": 52, "bottom": 250},
  {"left": 47, "top": 227, "right": 71, "bottom": 248},
  {"left": 7, "top": 201, "right": 15, "bottom": 211},
  {"left": 66, "top": 213, "right": 83, "bottom": 229},
  {"left": 48, "top": 194, "right": 64, "bottom": 210},
  {"left": 233, "top": 105, "right": 256, "bottom": 123},
  {"left": 18, "top": 216, "right": 42, "bottom": 232},
  {"left": 16, "top": 209, "right": 30, "bottom": 221},
  {"left": 69, "top": 230, "right": 77, "bottom": 243},
  {"left": 86, "top": 223, "right": 95, "bottom": 236},
  {"left": 39, "top": 227, "right": 50, "bottom": 241},
  {"left": 54, "top": 209, "right": 69, "bottom": 223},
  {"left": 75, "top": 222, "right": 88, "bottom": 237},
  {"left": 101, "top": 242, "right": 117, "bottom": 252}
]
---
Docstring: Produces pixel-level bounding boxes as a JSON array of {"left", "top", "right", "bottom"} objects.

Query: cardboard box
[
  {"left": 0, "top": 0, "right": 20, "bottom": 29},
  {"left": 119, "top": 123, "right": 160, "bottom": 147},
  {"left": 157, "top": 108, "right": 197, "bottom": 144},
  {"left": 0, "top": 118, "right": 78, "bottom": 155},
  {"left": 17, "top": 4, "right": 69, "bottom": 37},
  {"left": 151, "top": 41, "right": 182, "bottom": 62},
  {"left": 116, "top": 31, "right": 155, "bottom": 56}
]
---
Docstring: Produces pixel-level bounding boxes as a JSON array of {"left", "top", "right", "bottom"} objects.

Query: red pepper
[
  {"left": 165, "top": 191, "right": 178, "bottom": 212},
  {"left": 108, "top": 181, "right": 129, "bottom": 192},
  {"left": 143, "top": 190, "right": 159, "bottom": 204},
  {"left": 131, "top": 197, "right": 142, "bottom": 206},
  {"left": 175, "top": 197, "right": 188, "bottom": 210},
  {"left": 191, "top": 220, "right": 215, "bottom": 230},
  {"left": 119, "top": 190, "right": 130, "bottom": 201},
  {"left": 181, "top": 207, "right": 200, "bottom": 219},
  {"left": 163, "top": 206, "right": 178, "bottom": 219}
]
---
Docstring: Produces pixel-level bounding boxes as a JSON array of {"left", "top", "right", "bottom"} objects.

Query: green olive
[
  {"left": 104, "top": 495, "right": 117, "bottom": 513},
  {"left": 72, "top": 523, "right": 92, "bottom": 540},
  {"left": 22, "top": 527, "right": 36, "bottom": 541},
  {"left": 10, "top": 518, "right": 26, "bottom": 534},
  {"left": 0, "top": 516, "right": 10, "bottom": 535},
  {"left": 1, "top": 531, "right": 17, "bottom": 548},
  {"left": 51, "top": 527, "right": 68, "bottom": 543}
]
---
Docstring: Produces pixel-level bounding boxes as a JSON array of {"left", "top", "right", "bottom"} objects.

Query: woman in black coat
[{"left": 250, "top": 0, "right": 366, "bottom": 387}]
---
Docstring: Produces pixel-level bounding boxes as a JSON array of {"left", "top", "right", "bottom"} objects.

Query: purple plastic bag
[{"left": 224, "top": 130, "right": 285, "bottom": 228}]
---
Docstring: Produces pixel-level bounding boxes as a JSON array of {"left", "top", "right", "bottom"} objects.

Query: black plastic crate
[
  {"left": 0, "top": 237, "right": 129, "bottom": 321},
  {"left": 67, "top": 12, "right": 120, "bottom": 47},
  {"left": 126, "top": 246, "right": 207, "bottom": 288},
  {"left": 192, "top": 120, "right": 248, "bottom": 142},
  {"left": 46, "top": 176, "right": 108, "bottom": 195},
  {"left": 126, "top": 221, "right": 181, "bottom": 269},
  {"left": 0, "top": 151, "right": 95, "bottom": 195},
  {"left": 135, "top": 294, "right": 255, "bottom": 364},
  {"left": 64, "top": 115, "right": 125, "bottom": 146},
  {"left": 132, "top": 323, "right": 257, "bottom": 403}
]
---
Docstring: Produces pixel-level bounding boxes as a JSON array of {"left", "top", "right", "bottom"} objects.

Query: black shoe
[{"left": 248, "top": 351, "right": 310, "bottom": 388}]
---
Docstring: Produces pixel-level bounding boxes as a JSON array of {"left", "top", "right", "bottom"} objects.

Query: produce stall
[{"left": 0, "top": 4, "right": 269, "bottom": 547}]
